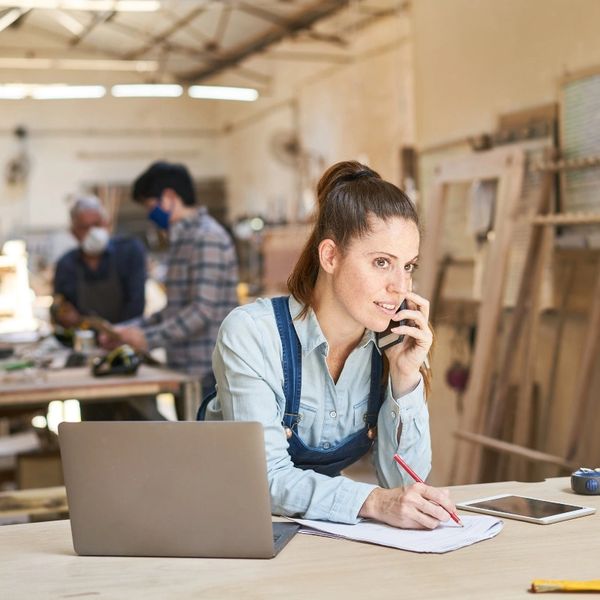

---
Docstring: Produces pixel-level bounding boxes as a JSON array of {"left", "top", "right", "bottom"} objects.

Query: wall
[
  {"left": 0, "top": 96, "right": 225, "bottom": 242},
  {"left": 217, "top": 13, "right": 414, "bottom": 221},
  {"left": 412, "top": 0, "right": 600, "bottom": 484},
  {"left": 412, "top": 0, "right": 600, "bottom": 150}
]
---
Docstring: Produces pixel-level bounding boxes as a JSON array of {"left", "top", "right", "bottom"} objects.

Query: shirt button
[
  {"left": 323, "top": 442, "right": 331, "bottom": 449},
  {"left": 391, "top": 411, "right": 397, "bottom": 419},
  {"left": 329, "top": 410, "right": 337, "bottom": 418}
]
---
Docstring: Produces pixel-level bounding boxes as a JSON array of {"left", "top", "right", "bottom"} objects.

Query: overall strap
[
  {"left": 271, "top": 296, "right": 302, "bottom": 432},
  {"left": 365, "top": 346, "right": 384, "bottom": 432}
]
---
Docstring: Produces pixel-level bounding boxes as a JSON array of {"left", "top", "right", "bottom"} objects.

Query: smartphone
[{"left": 376, "top": 299, "right": 408, "bottom": 351}]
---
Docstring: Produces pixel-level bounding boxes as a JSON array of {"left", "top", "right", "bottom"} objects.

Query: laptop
[{"left": 58, "top": 421, "right": 299, "bottom": 559}]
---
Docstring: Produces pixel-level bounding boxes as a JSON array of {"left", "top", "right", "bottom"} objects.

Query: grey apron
[{"left": 76, "top": 252, "right": 124, "bottom": 323}]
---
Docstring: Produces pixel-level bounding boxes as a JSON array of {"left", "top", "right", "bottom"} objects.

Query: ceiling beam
[
  {"left": 179, "top": 0, "right": 349, "bottom": 84},
  {"left": 69, "top": 10, "right": 115, "bottom": 47},
  {"left": 124, "top": 6, "right": 207, "bottom": 60},
  {"left": 260, "top": 50, "right": 349, "bottom": 64}
]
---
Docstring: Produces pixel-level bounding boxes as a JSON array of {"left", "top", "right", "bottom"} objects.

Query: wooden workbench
[
  {"left": 0, "top": 365, "right": 201, "bottom": 421},
  {"left": 0, "top": 477, "right": 598, "bottom": 599}
]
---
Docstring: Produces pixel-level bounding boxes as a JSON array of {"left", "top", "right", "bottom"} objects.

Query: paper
[{"left": 292, "top": 515, "right": 503, "bottom": 553}]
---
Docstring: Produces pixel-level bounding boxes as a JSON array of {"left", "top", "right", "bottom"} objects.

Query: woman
[{"left": 205, "top": 161, "right": 457, "bottom": 529}]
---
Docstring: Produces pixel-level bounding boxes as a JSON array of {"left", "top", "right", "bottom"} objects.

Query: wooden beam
[
  {"left": 566, "top": 258, "right": 600, "bottom": 463},
  {"left": 455, "top": 430, "right": 577, "bottom": 471}
]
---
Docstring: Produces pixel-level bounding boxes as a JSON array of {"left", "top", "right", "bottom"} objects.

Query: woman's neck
[{"left": 312, "top": 277, "right": 365, "bottom": 381}]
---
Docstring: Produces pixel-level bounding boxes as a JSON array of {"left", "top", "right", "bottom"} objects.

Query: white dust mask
[{"left": 81, "top": 227, "right": 109, "bottom": 256}]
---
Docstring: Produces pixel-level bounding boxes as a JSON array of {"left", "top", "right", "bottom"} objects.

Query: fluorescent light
[
  {"left": 0, "top": 8, "right": 26, "bottom": 32},
  {"left": 30, "top": 84, "right": 106, "bottom": 99},
  {"left": 0, "top": 1, "right": 160, "bottom": 11},
  {"left": 111, "top": 84, "right": 182, "bottom": 97},
  {"left": 0, "top": 84, "right": 27, "bottom": 99},
  {"left": 32, "top": 84, "right": 105, "bottom": 99},
  {"left": 0, "top": 57, "right": 158, "bottom": 71},
  {"left": 188, "top": 85, "right": 259, "bottom": 102}
]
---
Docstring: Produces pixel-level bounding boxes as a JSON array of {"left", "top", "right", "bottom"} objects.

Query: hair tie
[{"left": 341, "top": 170, "right": 373, "bottom": 183}]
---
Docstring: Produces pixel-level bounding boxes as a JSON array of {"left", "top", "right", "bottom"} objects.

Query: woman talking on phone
[{"left": 204, "top": 161, "right": 457, "bottom": 529}]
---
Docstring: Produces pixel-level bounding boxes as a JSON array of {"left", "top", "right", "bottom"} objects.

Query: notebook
[{"left": 58, "top": 421, "right": 299, "bottom": 559}]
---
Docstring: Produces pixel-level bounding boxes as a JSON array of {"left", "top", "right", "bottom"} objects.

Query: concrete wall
[
  {"left": 217, "top": 13, "right": 414, "bottom": 221},
  {"left": 0, "top": 97, "right": 224, "bottom": 241},
  {"left": 413, "top": 0, "right": 600, "bottom": 149}
]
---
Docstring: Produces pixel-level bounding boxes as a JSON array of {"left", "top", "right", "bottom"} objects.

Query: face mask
[
  {"left": 148, "top": 204, "right": 171, "bottom": 230},
  {"left": 81, "top": 226, "right": 110, "bottom": 256}
]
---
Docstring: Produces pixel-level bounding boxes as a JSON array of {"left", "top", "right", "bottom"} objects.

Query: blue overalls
[{"left": 198, "top": 296, "right": 385, "bottom": 477}]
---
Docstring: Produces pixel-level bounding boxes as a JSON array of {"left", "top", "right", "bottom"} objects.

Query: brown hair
[{"left": 287, "top": 160, "right": 432, "bottom": 395}]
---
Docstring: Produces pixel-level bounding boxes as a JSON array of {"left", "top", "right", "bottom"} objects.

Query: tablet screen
[{"left": 467, "top": 495, "right": 583, "bottom": 519}]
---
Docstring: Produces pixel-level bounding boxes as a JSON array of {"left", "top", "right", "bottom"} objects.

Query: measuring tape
[{"left": 571, "top": 468, "right": 600, "bottom": 495}]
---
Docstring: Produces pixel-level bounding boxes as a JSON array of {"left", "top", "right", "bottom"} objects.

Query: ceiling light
[
  {"left": 188, "top": 85, "right": 259, "bottom": 102},
  {"left": 0, "top": 84, "right": 28, "bottom": 99},
  {"left": 0, "top": 1, "right": 160, "bottom": 11},
  {"left": 0, "top": 57, "right": 158, "bottom": 71},
  {"left": 32, "top": 84, "right": 105, "bottom": 99},
  {"left": 0, "top": 8, "right": 26, "bottom": 32},
  {"left": 111, "top": 84, "right": 182, "bottom": 97}
]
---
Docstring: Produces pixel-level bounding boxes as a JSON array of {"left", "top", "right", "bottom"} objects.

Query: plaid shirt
[{"left": 142, "top": 207, "right": 238, "bottom": 378}]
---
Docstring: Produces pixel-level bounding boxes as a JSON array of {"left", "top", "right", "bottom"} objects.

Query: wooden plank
[
  {"left": 418, "top": 180, "right": 446, "bottom": 302},
  {"left": 484, "top": 170, "right": 554, "bottom": 442},
  {"left": 566, "top": 258, "right": 600, "bottom": 464},
  {"left": 509, "top": 226, "right": 553, "bottom": 481},
  {"left": 435, "top": 145, "right": 526, "bottom": 183},
  {"left": 455, "top": 430, "right": 577, "bottom": 471},
  {"left": 538, "top": 263, "right": 577, "bottom": 452},
  {"left": 530, "top": 211, "right": 600, "bottom": 225},
  {"left": 455, "top": 151, "right": 526, "bottom": 483}
]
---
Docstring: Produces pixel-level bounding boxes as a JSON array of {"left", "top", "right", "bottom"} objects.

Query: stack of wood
[{"left": 420, "top": 145, "right": 600, "bottom": 484}]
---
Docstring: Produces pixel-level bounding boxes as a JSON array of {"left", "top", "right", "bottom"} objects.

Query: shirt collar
[
  {"left": 169, "top": 206, "right": 206, "bottom": 242},
  {"left": 288, "top": 295, "right": 379, "bottom": 356}
]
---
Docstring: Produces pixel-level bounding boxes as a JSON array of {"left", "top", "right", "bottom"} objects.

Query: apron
[{"left": 76, "top": 252, "right": 124, "bottom": 323}]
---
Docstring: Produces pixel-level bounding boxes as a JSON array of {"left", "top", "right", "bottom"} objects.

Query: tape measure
[{"left": 571, "top": 468, "right": 600, "bottom": 495}]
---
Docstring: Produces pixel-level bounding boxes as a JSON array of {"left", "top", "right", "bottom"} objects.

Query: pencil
[
  {"left": 393, "top": 453, "right": 464, "bottom": 527},
  {"left": 530, "top": 579, "right": 600, "bottom": 593}
]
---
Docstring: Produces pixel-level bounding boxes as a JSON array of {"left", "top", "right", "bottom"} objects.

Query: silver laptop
[{"left": 58, "top": 421, "right": 298, "bottom": 559}]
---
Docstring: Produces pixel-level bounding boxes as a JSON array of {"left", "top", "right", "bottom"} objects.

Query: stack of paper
[{"left": 293, "top": 515, "right": 503, "bottom": 553}]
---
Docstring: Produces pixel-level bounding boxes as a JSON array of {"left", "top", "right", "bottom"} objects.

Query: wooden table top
[
  {"left": 0, "top": 365, "right": 191, "bottom": 407},
  {"left": 1, "top": 477, "right": 599, "bottom": 599}
]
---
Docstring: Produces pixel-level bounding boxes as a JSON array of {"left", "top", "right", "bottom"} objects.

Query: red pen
[{"left": 393, "top": 453, "right": 463, "bottom": 527}]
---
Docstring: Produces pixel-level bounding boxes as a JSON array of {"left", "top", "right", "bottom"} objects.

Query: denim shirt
[{"left": 206, "top": 296, "right": 431, "bottom": 524}]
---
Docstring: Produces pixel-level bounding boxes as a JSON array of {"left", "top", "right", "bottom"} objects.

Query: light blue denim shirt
[{"left": 206, "top": 296, "right": 431, "bottom": 524}]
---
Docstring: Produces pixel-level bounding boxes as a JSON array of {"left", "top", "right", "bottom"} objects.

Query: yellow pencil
[{"left": 530, "top": 579, "right": 600, "bottom": 593}]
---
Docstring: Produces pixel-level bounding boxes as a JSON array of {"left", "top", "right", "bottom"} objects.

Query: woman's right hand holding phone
[{"left": 385, "top": 291, "right": 433, "bottom": 397}]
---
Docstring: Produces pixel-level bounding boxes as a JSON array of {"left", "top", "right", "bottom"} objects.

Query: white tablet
[{"left": 457, "top": 494, "right": 596, "bottom": 525}]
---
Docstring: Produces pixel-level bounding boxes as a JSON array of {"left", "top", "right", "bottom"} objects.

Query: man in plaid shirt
[{"left": 112, "top": 162, "right": 239, "bottom": 416}]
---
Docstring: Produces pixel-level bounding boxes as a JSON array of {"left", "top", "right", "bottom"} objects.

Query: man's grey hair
[{"left": 69, "top": 195, "right": 108, "bottom": 222}]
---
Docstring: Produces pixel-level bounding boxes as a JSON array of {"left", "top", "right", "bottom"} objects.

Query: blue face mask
[{"left": 148, "top": 204, "right": 171, "bottom": 230}]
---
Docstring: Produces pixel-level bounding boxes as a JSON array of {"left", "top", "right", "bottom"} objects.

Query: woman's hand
[
  {"left": 385, "top": 291, "right": 432, "bottom": 397},
  {"left": 359, "top": 483, "right": 456, "bottom": 529}
]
